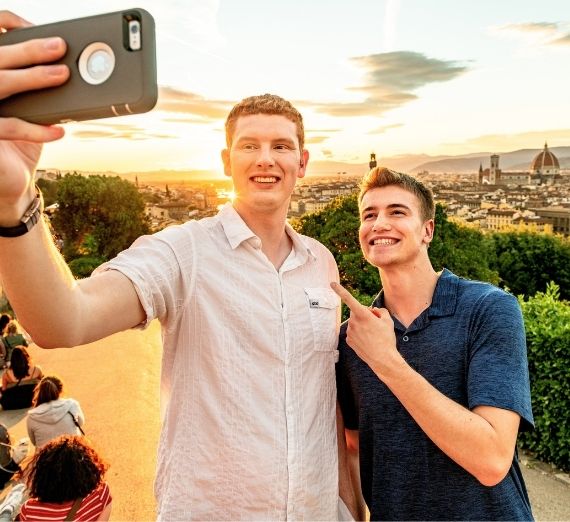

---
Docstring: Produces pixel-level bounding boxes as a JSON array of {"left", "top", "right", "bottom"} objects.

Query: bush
[
  {"left": 519, "top": 282, "right": 570, "bottom": 471},
  {"left": 68, "top": 256, "right": 106, "bottom": 278}
]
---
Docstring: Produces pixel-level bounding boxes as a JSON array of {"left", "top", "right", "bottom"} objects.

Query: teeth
[
  {"left": 373, "top": 238, "right": 396, "bottom": 245},
  {"left": 253, "top": 177, "right": 277, "bottom": 183}
]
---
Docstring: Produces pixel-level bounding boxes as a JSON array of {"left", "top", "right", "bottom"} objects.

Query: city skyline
[{"left": 3, "top": 0, "right": 570, "bottom": 175}]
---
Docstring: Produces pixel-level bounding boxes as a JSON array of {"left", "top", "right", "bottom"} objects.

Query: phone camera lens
[{"left": 130, "top": 24, "right": 139, "bottom": 34}]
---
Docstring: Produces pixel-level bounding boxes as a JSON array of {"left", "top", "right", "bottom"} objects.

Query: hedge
[{"left": 519, "top": 282, "right": 570, "bottom": 472}]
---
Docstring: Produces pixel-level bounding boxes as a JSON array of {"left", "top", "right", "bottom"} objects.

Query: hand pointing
[{"left": 330, "top": 281, "right": 401, "bottom": 379}]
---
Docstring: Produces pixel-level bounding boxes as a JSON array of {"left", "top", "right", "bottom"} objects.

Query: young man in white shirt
[{"left": 0, "top": 11, "right": 352, "bottom": 520}]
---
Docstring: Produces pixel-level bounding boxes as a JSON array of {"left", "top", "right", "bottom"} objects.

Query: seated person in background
[
  {"left": 17, "top": 435, "right": 112, "bottom": 521},
  {"left": 0, "top": 315, "right": 13, "bottom": 368},
  {"left": 26, "top": 376, "right": 85, "bottom": 448},
  {"left": 0, "top": 424, "right": 29, "bottom": 490},
  {"left": 0, "top": 347, "right": 43, "bottom": 410},
  {"left": 2, "top": 347, "right": 42, "bottom": 390},
  {"left": 2, "top": 321, "right": 28, "bottom": 367},
  {"left": 0, "top": 316, "right": 11, "bottom": 335}
]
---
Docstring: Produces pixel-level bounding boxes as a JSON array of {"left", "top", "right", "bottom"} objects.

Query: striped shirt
[{"left": 18, "top": 482, "right": 111, "bottom": 521}]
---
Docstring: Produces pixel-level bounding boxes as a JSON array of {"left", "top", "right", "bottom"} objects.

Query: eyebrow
[
  {"left": 234, "top": 136, "right": 297, "bottom": 146},
  {"left": 361, "top": 203, "right": 412, "bottom": 215}
]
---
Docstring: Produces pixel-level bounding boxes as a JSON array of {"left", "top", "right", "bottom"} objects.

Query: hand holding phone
[{"left": 0, "top": 8, "right": 158, "bottom": 125}]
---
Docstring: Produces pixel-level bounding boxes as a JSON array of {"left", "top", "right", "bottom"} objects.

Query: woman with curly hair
[
  {"left": 27, "top": 376, "right": 85, "bottom": 449},
  {"left": 17, "top": 435, "right": 112, "bottom": 521}
]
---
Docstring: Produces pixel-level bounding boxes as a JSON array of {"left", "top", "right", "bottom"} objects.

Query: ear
[
  {"left": 298, "top": 149, "right": 309, "bottom": 179},
  {"left": 221, "top": 149, "right": 232, "bottom": 178},
  {"left": 423, "top": 219, "right": 435, "bottom": 245}
]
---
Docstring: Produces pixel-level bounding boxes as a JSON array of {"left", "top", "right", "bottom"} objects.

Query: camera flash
[{"left": 128, "top": 20, "right": 141, "bottom": 50}]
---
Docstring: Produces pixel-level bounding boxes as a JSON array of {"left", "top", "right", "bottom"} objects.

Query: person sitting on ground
[
  {"left": 17, "top": 435, "right": 112, "bottom": 521},
  {"left": 0, "top": 315, "right": 11, "bottom": 334},
  {"left": 2, "top": 347, "right": 42, "bottom": 391},
  {"left": 0, "top": 347, "right": 43, "bottom": 410},
  {"left": 26, "top": 376, "right": 85, "bottom": 449},
  {"left": 0, "top": 424, "right": 29, "bottom": 490},
  {"left": 0, "top": 315, "right": 13, "bottom": 368},
  {"left": 2, "top": 321, "right": 28, "bottom": 367}
]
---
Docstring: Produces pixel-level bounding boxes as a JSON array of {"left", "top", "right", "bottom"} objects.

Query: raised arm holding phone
[{"left": 0, "top": 10, "right": 356, "bottom": 520}]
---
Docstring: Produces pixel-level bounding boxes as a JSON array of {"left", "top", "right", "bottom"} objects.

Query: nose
[
  {"left": 372, "top": 215, "right": 391, "bottom": 231},
  {"left": 256, "top": 145, "right": 275, "bottom": 167}
]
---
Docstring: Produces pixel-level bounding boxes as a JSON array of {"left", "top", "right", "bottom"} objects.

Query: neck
[
  {"left": 378, "top": 259, "right": 439, "bottom": 327},
  {"left": 232, "top": 202, "right": 292, "bottom": 269}
]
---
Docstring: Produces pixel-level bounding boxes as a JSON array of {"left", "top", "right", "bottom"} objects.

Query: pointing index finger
[{"left": 330, "top": 282, "right": 366, "bottom": 314}]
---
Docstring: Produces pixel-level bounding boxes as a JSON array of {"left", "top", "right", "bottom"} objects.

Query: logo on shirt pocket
[{"left": 304, "top": 287, "right": 340, "bottom": 352}]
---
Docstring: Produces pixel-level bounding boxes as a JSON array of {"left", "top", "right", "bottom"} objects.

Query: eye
[
  {"left": 391, "top": 209, "right": 406, "bottom": 216},
  {"left": 362, "top": 212, "right": 376, "bottom": 221},
  {"left": 274, "top": 144, "right": 291, "bottom": 151},
  {"left": 241, "top": 143, "right": 257, "bottom": 151}
]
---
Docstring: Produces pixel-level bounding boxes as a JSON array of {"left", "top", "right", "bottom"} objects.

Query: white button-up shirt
[{"left": 97, "top": 204, "right": 341, "bottom": 520}]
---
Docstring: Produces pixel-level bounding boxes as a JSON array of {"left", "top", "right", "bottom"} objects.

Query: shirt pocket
[{"left": 304, "top": 287, "right": 340, "bottom": 353}]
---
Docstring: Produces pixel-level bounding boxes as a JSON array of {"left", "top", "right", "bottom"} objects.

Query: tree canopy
[{"left": 52, "top": 174, "right": 150, "bottom": 270}]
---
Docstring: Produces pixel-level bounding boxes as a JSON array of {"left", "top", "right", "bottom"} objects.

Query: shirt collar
[
  {"left": 218, "top": 203, "right": 317, "bottom": 263},
  {"left": 372, "top": 268, "right": 458, "bottom": 318},
  {"left": 428, "top": 268, "right": 458, "bottom": 317}
]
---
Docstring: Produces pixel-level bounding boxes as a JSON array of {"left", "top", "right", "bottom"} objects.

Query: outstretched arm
[{"left": 0, "top": 11, "right": 145, "bottom": 347}]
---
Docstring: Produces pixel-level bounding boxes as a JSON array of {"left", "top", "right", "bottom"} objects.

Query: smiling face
[
  {"left": 222, "top": 114, "right": 308, "bottom": 220},
  {"left": 359, "top": 185, "right": 434, "bottom": 269}
]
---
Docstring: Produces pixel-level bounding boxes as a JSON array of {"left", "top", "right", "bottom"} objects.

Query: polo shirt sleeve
[
  {"left": 336, "top": 324, "right": 359, "bottom": 430},
  {"left": 466, "top": 290, "right": 534, "bottom": 431}
]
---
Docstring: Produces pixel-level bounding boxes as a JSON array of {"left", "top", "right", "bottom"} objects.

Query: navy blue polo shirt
[{"left": 337, "top": 269, "right": 534, "bottom": 521}]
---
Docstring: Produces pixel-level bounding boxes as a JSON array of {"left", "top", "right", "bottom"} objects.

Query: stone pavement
[{"left": 1, "top": 322, "right": 569, "bottom": 521}]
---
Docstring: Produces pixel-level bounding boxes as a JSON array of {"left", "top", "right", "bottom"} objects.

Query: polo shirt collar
[
  {"left": 428, "top": 268, "right": 458, "bottom": 318},
  {"left": 373, "top": 268, "right": 458, "bottom": 321},
  {"left": 218, "top": 203, "right": 316, "bottom": 262}
]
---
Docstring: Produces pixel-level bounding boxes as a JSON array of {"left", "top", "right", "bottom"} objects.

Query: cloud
[
  {"left": 156, "top": 86, "right": 232, "bottom": 120},
  {"left": 306, "top": 136, "right": 331, "bottom": 144},
  {"left": 495, "top": 21, "right": 570, "bottom": 47},
  {"left": 321, "top": 149, "right": 333, "bottom": 158},
  {"left": 499, "top": 22, "right": 560, "bottom": 35},
  {"left": 551, "top": 33, "right": 570, "bottom": 45},
  {"left": 314, "top": 51, "right": 469, "bottom": 118},
  {"left": 71, "top": 123, "right": 175, "bottom": 141},
  {"left": 368, "top": 123, "right": 403, "bottom": 135}
]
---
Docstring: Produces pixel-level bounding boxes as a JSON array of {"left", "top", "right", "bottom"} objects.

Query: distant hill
[
  {"left": 307, "top": 146, "right": 570, "bottom": 177},
  {"left": 409, "top": 147, "right": 570, "bottom": 174},
  {"left": 117, "top": 169, "right": 220, "bottom": 183}
]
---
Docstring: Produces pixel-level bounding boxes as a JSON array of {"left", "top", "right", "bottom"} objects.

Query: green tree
[
  {"left": 36, "top": 178, "right": 59, "bottom": 207},
  {"left": 52, "top": 174, "right": 150, "bottom": 270},
  {"left": 490, "top": 231, "right": 570, "bottom": 300},
  {"left": 429, "top": 204, "right": 499, "bottom": 285}
]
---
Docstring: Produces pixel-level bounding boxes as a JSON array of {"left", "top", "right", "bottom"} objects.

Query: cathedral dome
[{"left": 531, "top": 142, "right": 559, "bottom": 173}]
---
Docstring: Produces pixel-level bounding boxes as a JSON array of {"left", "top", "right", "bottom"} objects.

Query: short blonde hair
[{"left": 359, "top": 167, "right": 435, "bottom": 222}]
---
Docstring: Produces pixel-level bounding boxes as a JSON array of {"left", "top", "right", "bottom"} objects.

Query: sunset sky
[{"left": 3, "top": 0, "right": 570, "bottom": 175}]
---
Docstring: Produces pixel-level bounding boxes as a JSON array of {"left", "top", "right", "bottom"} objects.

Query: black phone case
[{"left": 0, "top": 8, "right": 157, "bottom": 124}]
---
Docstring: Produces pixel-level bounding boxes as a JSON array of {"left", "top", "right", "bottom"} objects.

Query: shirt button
[{"left": 402, "top": 335, "right": 409, "bottom": 342}]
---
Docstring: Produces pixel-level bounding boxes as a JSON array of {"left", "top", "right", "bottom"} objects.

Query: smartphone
[{"left": 0, "top": 8, "right": 158, "bottom": 124}]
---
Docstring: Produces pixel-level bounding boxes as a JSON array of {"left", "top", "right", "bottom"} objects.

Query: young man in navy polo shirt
[{"left": 333, "top": 167, "right": 534, "bottom": 521}]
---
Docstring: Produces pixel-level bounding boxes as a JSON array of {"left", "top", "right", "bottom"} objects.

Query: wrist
[
  {"left": 374, "top": 351, "right": 410, "bottom": 384},
  {"left": 0, "top": 185, "right": 44, "bottom": 237}
]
